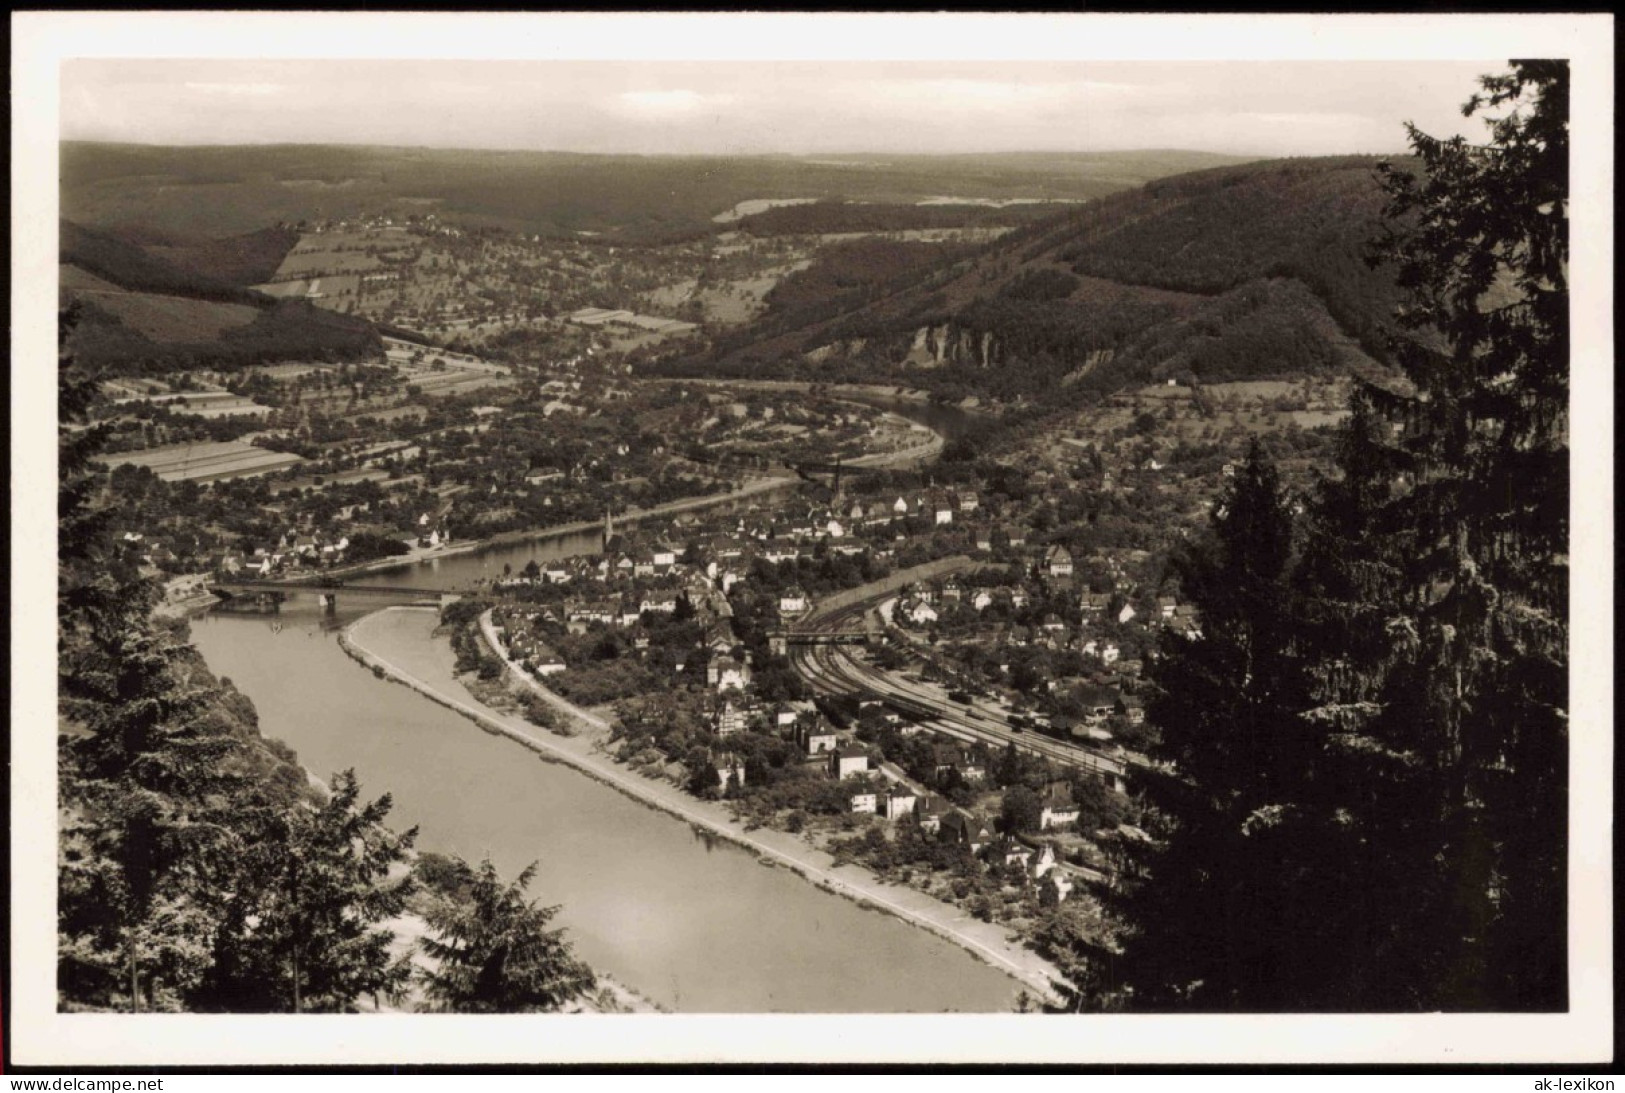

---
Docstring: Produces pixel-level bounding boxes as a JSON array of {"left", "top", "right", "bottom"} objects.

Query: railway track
[{"left": 793, "top": 592, "right": 1131, "bottom": 784}]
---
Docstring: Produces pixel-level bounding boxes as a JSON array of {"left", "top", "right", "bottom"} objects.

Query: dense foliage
[
  {"left": 63, "top": 143, "right": 1238, "bottom": 241},
  {"left": 1095, "top": 63, "right": 1569, "bottom": 1013},
  {"left": 736, "top": 200, "right": 1054, "bottom": 237},
  {"left": 659, "top": 156, "right": 1401, "bottom": 409},
  {"left": 61, "top": 220, "right": 383, "bottom": 373},
  {"left": 107, "top": 223, "right": 302, "bottom": 287},
  {"left": 417, "top": 856, "right": 597, "bottom": 1013}
]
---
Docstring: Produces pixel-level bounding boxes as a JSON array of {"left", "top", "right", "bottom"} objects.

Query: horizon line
[{"left": 58, "top": 138, "right": 1416, "bottom": 161}]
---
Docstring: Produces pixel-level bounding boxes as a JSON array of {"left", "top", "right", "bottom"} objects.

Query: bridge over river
[{"left": 209, "top": 579, "right": 461, "bottom": 614}]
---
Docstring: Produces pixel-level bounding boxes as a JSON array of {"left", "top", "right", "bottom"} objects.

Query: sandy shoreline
[{"left": 340, "top": 607, "right": 1064, "bottom": 1007}]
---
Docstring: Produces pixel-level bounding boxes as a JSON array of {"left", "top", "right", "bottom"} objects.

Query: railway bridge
[{"left": 768, "top": 626, "right": 877, "bottom": 656}]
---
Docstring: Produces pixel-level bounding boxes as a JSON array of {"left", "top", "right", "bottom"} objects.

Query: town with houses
[{"left": 105, "top": 331, "right": 1328, "bottom": 946}]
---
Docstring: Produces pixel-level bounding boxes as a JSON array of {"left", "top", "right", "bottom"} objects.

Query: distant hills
[
  {"left": 666, "top": 155, "right": 1408, "bottom": 402},
  {"left": 61, "top": 142, "right": 1255, "bottom": 242},
  {"left": 60, "top": 219, "right": 380, "bottom": 373},
  {"left": 58, "top": 145, "right": 1407, "bottom": 393}
]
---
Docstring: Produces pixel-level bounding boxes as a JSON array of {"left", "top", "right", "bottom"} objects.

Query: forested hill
[
  {"left": 60, "top": 219, "right": 381, "bottom": 373},
  {"left": 659, "top": 156, "right": 1409, "bottom": 404},
  {"left": 61, "top": 142, "right": 1253, "bottom": 242}
]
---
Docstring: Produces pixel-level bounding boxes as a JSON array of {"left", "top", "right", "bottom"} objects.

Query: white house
[
  {"left": 714, "top": 753, "right": 747, "bottom": 792},
  {"left": 1039, "top": 783, "right": 1081, "bottom": 830},
  {"left": 708, "top": 656, "right": 752, "bottom": 692},
  {"left": 832, "top": 748, "right": 870, "bottom": 779},
  {"left": 798, "top": 720, "right": 839, "bottom": 756},
  {"left": 901, "top": 599, "right": 938, "bottom": 625}
]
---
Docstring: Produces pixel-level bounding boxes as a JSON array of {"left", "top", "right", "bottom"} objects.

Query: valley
[
  {"left": 50, "top": 57, "right": 1571, "bottom": 1029},
  {"left": 58, "top": 147, "right": 1389, "bottom": 1009}
]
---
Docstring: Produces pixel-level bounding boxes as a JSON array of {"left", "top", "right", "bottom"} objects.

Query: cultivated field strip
[{"left": 102, "top": 439, "right": 305, "bottom": 482}]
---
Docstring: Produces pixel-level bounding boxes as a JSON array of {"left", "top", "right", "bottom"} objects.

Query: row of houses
[
  {"left": 209, "top": 530, "right": 354, "bottom": 577},
  {"left": 699, "top": 745, "right": 1088, "bottom": 900}
]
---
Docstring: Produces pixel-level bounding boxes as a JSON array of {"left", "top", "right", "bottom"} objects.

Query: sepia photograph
[{"left": 9, "top": 10, "right": 1614, "bottom": 1071}]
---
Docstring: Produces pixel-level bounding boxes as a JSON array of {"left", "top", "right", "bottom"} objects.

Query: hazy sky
[{"left": 61, "top": 59, "right": 1501, "bottom": 158}]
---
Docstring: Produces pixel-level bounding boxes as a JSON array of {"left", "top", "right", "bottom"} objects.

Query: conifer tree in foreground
[
  {"left": 1338, "top": 58, "right": 1569, "bottom": 1010},
  {"left": 419, "top": 855, "right": 597, "bottom": 1013},
  {"left": 196, "top": 770, "right": 418, "bottom": 1013},
  {"left": 1098, "top": 61, "right": 1568, "bottom": 1012},
  {"left": 58, "top": 304, "right": 246, "bottom": 1011},
  {"left": 1103, "top": 441, "right": 1318, "bottom": 1010}
]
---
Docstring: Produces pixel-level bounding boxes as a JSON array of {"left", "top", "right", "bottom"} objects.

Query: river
[{"left": 189, "top": 398, "right": 1025, "bottom": 1013}]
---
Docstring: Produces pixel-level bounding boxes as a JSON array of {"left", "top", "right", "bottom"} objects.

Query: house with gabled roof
[
  {"left": 1039, "top": 782, "right": 1081, "bottom": 830},
  {"left": 914, "top": 794, "right": 951, "bottom": 835},
  {"left": 940, "top": 811, "right": 994, "bottom": 853},
  {"left": 992, "top": 837, "right": 1034, "bottom": 871},
  {"left": 1044, "top": 543, "right": 1074, "bottom": 578},
  {"left": 797, "top": 718, "right": 839, "bottom": 756},
  {"left": 712, "top": 697, "right": 750, "bottom": 737},
  {"left": 899, "top": 598, "right": 938, "bottom": 626},
  {"left": 831, "top": 747, "right": 870, "bottom": 780},
  {"left": 708, "top": 655, "right": 751, "bottom": 692},
  {"left": 883, "top": 783, "right": 918, "bottom": 819}
]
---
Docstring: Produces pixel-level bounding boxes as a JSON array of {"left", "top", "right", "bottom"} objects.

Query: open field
[
  {"left": 567, "top": 307, "right": 696, "bottom": 334},
  {"left": 252, "top": 274, "right": 362, "bottom": 301},
  {"left": 101, "top": 439, "right": 304, "bottom": 482},
  {"left": 271, "top": 229, "right": 415, "bottom": 277},
  {"left": 712, "top": 197, "right": 821, "bottom": 223},
  {"left": 382, "top": 337, "right": 510, "bottom": 373},
  {"left": 108, "top": 389, "right": 274, "bottom": 420},
  {"left": 251, "top": 361, "right": 349, "bottom": 381},
  {"left": 811, "top": 228, "right": 1014, "bottom": 246},
  {"left": 658, "top": 259, "right": 813, "bottom": 326}
]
